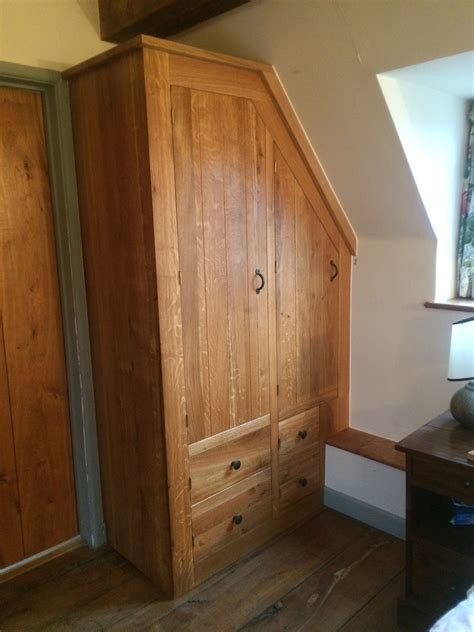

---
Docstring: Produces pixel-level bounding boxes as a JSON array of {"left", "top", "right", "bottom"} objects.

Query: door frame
[{"left": 0, "top": 62, "right": 105, "bottom": 549}]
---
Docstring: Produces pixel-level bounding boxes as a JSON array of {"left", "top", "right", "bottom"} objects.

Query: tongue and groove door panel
[
  {"left": 172, "top": 87, "right": 270, "bottom": 443},
  {"left": 274, "top": 146, "right": 339, "bottom": 418}
]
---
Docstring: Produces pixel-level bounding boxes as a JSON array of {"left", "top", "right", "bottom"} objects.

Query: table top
[{"left": 396, "top": 410, "right": 474, "bottom": 468}]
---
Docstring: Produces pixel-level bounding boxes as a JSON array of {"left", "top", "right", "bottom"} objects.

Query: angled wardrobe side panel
[{"left": 68, "top": 51, "right": 173, "bottom": 592}]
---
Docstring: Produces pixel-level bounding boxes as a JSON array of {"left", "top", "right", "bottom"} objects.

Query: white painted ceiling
[{"left": 383, "top": 51, "right": 474, "bottom": 98}]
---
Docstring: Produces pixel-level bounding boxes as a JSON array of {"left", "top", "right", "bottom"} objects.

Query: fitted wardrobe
[{"left": 66, "top": 36, "right": 357, "bottom": 597}]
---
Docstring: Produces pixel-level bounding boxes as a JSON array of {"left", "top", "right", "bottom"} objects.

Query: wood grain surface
[{"left": 0, "top": 86, "right": 77, "bottom": 562}]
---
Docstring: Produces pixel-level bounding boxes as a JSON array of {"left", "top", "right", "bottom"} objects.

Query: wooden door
[
  {"left": 0, "top": 87, "right": 77, "bottom": 567},
  {"left": 171, "top": 87, "right": 270, "bottom": 444},
  {"left": 274, "top": 147, "right": 339, "bottom": 418}
]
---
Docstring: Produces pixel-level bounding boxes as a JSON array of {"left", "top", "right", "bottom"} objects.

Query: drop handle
[
  {"left": 233, "top": 514, "right": 243, "bottom": 525},
  {"left": 255, "top": 268, "right": 265, "bottom": 294},
  {"left": 230, "top": 460, "right": 241, "bottom": 470},
  {"left": 330, "top": 260, "right": 339, "bottom": 282},
  {"left": 299, "top": 478, "right": 308, "bottom": 487},
  {"left": 298, "top": 430, "right": 308, "bottom": 440}
]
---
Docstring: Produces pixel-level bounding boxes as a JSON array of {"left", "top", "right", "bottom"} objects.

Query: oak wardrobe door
[
  {"left": 172, "top": 87, "right": 270, "bottom": 443},
  {"left": 274, "top": 147, "right": 339, "bottom": 418},
  {"left": 0, "top": 87, "right": 77, "bottom": 565}
]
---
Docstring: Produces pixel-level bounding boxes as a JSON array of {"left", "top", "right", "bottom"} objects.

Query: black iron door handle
[
  {"left": 330, "top": 260, "right": 339, "bottom": 282},
  {"left": 256, "top": 268, "right": 265, "bottom": 294}
]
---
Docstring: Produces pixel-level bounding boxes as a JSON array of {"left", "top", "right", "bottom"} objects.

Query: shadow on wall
[{"left": 76, "top": 0, "right": 102, "bottom": 37}]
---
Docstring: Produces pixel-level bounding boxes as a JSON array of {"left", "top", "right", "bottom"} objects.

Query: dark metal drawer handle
[
  {"left": 230, "top": 460, "right": 241, "bottom": 470},
  {"left": 330, "top": 260, "right": 338, "bottom": 282},
  {"left": 233, "top": 514, "right": 243, "bottom": 525},
  {"left": 298, "top": 430, "right": 308, "bottom": 440},
  {"left": 299, "top": 478, "right": 308, "bottom": 487},
  {"left": 463, "top": 480, "right": 472, "bottom": 488},
  {"left": 256, "top": 268, "right": 265, "bottom": 294}
]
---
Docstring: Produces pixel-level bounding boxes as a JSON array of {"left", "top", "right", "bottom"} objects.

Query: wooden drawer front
[
  {"left": 279, "top": 407, "right": 319, "bottom": 459},
  {"left": 189, "top": 422, "right": 271, "bottom": 503},
  {"left": 192, "top": 468, "right": 272, "bottom": 561},
  {"left": 411, "top": 457, "right": 474, "bottom": 503},
  {"left": 411, "top": 539, "right": 474, "bottom": 607},
  {"left": 279, "top": 457, "right": 320, "bottom": 510}
]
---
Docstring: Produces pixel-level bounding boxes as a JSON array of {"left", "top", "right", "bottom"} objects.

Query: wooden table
[{"left": 396, "top": 411, "right": 474, "bottom": 630}]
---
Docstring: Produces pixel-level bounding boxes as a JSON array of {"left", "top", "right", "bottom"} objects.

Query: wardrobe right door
[{"left": 274, "top": 146, "right": 339, "bottom": 420}]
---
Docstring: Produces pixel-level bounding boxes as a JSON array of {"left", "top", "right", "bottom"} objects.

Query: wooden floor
[{"left": 0, "top": 509, "right": 407, "bottom": 631}]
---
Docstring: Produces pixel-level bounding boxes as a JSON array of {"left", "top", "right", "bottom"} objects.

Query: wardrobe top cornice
[{"left": 62, "top": 34, "right": 274, "bottom": 79}]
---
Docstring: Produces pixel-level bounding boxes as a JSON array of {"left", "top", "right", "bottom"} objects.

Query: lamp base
[{"left": 450, "top": 381, "right": 474, "bottom": 431}]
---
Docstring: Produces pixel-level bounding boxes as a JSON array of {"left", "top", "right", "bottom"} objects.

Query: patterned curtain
[{"left": 457, "top": 102, "right": 474, "bottom": 298}]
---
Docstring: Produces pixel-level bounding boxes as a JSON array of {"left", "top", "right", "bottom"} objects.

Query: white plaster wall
[
  {"left": 325, "top": 446, "right": 406, "bottom": 518},
  {"left": 378, "top": 76, "right": 468, "bottom": 301},
  {"left": 0, "top": 0, "right": 112, "bottom": 70}
]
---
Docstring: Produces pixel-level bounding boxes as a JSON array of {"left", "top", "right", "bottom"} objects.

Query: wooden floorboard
[{"left": 0, "top": 509, "right": 407, "bottom": 631}]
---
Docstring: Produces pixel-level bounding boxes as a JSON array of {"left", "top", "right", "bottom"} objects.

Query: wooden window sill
[
  {"left": 325, "top": 428, "right": 406, "bottom": 471},
  {"left": 424, "top": 299, "right": 474, "bottom": 313}
]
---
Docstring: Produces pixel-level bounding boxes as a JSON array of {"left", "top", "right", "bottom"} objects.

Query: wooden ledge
[
  {"left": 424, "top": 299, "right": 474, "bottom": 313},
  {"left": 325, "top": 428, "right": 406, "bottom": 471}
]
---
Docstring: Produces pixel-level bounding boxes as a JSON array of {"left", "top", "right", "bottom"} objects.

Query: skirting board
[{"left": 324, "top": 487, "right": 406, "bottom": 540}]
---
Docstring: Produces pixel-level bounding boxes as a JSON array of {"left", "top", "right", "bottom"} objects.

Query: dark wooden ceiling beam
[{"left": 98, "top": 0, "right": 250, "bottom": 43}]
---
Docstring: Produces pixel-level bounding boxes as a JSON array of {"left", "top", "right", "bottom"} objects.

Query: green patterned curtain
[{"left": 457, "top": 102, "right": 474, "bottom": 298}]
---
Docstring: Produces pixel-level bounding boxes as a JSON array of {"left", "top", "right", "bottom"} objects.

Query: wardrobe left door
[
  {"left": 171, "top": 87, "right": 271, "bottom": 445},
  {"left": 0, "top": 87, "right": 77, "bottom": 567}
]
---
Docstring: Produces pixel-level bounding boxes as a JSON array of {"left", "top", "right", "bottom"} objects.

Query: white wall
[
  {"left": 325, "top": 446, "right": 405, "bottom": 518},
  {"left": 379, "top": 75, "right": 468, "bottom": 301},
  {"left": 0, "top": 0, "right": 112, "bottom": 70},
  {"left": 173, "top": 0, "right": 474, "bottom": 441}
]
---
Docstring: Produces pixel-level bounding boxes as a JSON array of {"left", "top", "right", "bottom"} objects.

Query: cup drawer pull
[{"left": 230, "top": 460, "right": 241, "bottom": 470}]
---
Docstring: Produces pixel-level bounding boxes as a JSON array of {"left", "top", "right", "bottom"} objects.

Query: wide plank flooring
[{"left": 0, "top": 509, "right": 406, "bottom": 631}]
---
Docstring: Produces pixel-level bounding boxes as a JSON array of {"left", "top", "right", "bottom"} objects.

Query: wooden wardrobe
[{"left": 65, "top": 36, "right": 357, "bottom": 597}]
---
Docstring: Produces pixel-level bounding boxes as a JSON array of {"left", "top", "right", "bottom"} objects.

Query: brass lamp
[{"left": 448, "top": 316, "right": 474, "bottom": 430}]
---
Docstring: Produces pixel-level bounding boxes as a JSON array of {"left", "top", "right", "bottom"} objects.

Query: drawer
[
  {"left": 279, "top": 457, "right": 320, "bottom": 510},
  {"left": 411, "top": 539, "right": 474, "bottom": 607},
  {"left": 280, "top": 453, "right": 320, "bottom": 486},
  {"left": 189, "top": 421, "right": 271, "bottom": 503},
  {"left": 279, "top": 407, "right": 320, "bottom": 459},
  {"left": 411, "top": 456, "right": 474, "bottom": 504},
  {"left": 192, "top": 468, "right": 272, "bottom": 561}
]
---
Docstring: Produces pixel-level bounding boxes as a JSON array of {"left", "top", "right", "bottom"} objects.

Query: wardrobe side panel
[{"left": 68, "top": 51, "right": 173, "bottom": 592}]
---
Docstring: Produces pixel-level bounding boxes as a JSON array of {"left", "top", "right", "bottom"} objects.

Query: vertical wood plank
[
  {"left": 172, "top": 86, "right": 211, "bottom": 443},
  {"left": 221, "top": 95, "right": 251, "bottom": 427},
  {"left": 0, "top": 316, "right": 24, "bottom": 567},
  {"left": 320, "top": 233, "right": 339, "bottom": 395},
  {"left": 143, "top": 48, "right": 194, "bottom": 595},
  {"left": 265, "top": 132, "right": 279, "bottom": 513},
  {"left": 274, "top": 148, "right": 297, "bottom": 412},
  {"left": 326, "top": 237, "right": 351, "bottom": 436},
  {"left": 0, "top": 87, "right": 77, "bottom": 557},
  {"left": 198, "top": 92, "right": 231, "bottom": 435},
  {"left": 295, "top": 184, "right": 313, "bottom": 403},
  {"left": 245, "top": 104, "right": 269, "bottom": 420}
]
